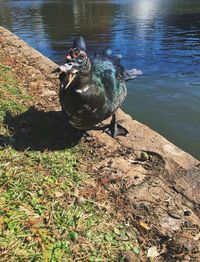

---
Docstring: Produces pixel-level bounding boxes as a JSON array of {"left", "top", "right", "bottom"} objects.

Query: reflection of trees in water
[
  {"left": 0, "top": 6, "right": 13, "bottom": 29},
  {"left": 165, "top": 0, "right": 200, "bottom": 15},
  {"left": 40, "top": 0, "right": 117, "bottom": 50},
  {"left": 1, "top": 0, "right": 200, "bottom": 54},
  {"left": 160, "top": 0, "right": 200, "bottom": 48},
  {"left": 125, "top": 0, "right": 200, "bottom": 52},
  {"left": 161, "top": 13, "right": 200, "bottom": 49},
  {"left": 0, "top": 2, "right": 43, "bottom": 34}
]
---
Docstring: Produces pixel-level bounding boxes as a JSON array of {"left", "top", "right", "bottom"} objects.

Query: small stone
[
  {"left": 83, "top": 135, "right": 95, "bottom": 142},
  {"left": 25, "top": 235, "right": 32, "bottom": 242},
  {"left": 168, "top": 209, "right": 182, "bottom": 219},
  {"left": 140, "top": 152, "right": 149, "bottom": 161},
  {"left": 147, "top": 246, "right": 159, "bottom": 258},
  {"left": 184, "top": 210, "right": 191, "bottom": 216}
]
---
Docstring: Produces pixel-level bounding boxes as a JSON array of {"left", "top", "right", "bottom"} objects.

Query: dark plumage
[{"left": 55, "top": 37, "right": 142, "bottom": 137}]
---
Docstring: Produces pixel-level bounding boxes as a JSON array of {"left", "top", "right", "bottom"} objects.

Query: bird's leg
[
  {"left": 105, "top": 114, "right": 128, "bottom": 138},
  {"left": 91, "top": 114, "right": 128, "bottom": 138}
]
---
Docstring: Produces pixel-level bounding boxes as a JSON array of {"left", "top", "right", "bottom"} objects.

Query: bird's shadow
[{"left": 1, "top": 107, "right": 84, "bottom": 152}]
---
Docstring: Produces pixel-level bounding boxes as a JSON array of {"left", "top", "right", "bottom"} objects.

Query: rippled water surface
[{"left": 0, "top": 0, "right": 200, "bottom": 159}]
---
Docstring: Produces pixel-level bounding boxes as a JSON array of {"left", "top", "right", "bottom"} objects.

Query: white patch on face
[
  {"left": 59, "top": 64, "right": 73, "bottom": 73},
  {"left": 64, "top": 63, "right": 73, "bottom": 70},
  {"left": 92, "top": 108, "right": 98, "bottom": 113}
]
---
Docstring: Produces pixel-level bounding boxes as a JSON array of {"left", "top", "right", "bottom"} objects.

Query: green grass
[
  {"left": 0, "top": 64, "right": 29, "bottom": 121},
  {"left": 0, "top": 63, "right": 140, "bottom": 261}
]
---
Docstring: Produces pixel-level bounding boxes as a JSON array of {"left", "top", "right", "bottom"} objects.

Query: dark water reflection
[{"left": 0, "top": 0, "right": 200, "bottom": 159}]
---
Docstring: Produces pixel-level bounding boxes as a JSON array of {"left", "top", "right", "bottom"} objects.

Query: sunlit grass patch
[
  {"left": 0, "top": 148, "right": 84, "bottom": 261},
  {"left": 0, "top": 148, "right": 139, "bottom": 261},
  {"left": 0, "top": 64, "right": 30, "bottom": 124}
]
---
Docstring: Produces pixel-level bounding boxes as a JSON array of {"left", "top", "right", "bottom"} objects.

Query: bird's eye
[
  {"left": 79, "top": 54, "right": 85, "bottom": 60},
  {"left": 73, "top": 52, "right": 79, "bottom": 58}
]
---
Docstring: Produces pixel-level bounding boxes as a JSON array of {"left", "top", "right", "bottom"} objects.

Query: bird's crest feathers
[{"left": 73, "top": 36, "right": 86, "bottom": 51}]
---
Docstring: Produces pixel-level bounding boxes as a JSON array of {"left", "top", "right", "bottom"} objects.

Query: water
[{"left": 0, "top": 0, "right": 200, "bottom": 159}]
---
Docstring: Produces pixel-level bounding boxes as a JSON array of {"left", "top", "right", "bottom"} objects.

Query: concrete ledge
[{"left": 90, "top": 109, "right": 199, "bottom": 172}]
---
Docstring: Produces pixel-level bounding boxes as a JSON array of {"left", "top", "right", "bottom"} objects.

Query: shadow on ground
[{"left": 1, "top": 107, "right": 84, "bottom": 151}]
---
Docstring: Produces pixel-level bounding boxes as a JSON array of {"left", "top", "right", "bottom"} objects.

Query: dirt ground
[{"left": 0, "top": 27, "right": 200, "bottom": 261}]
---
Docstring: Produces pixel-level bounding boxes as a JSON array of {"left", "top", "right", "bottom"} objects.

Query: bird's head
[
  {"left": 52, "top": 37, "right": 90, "bottom": 88},
  {"left": 58, "top": 47, "right": 89, "bottom": 88}
]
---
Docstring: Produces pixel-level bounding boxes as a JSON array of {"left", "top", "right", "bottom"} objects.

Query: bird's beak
[
  {"left": 65, "top": 71, "right": 77, "bottom": 89},
  {"left": 55, "top": 64, "right": 78, "bottom": 89}
]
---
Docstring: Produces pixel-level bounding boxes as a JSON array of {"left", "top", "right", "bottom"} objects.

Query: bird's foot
[
  {"left": 91, "top": 114, "right": 129, "bottom": 138},
  {"left": 104, "top": 122, "right": 128, "bottom": 138}
]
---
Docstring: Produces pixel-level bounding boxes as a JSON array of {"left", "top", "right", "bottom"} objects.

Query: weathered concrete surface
[
  {"left": 91, "top": 110, "right": 199, "bottom": 172},
  {"left": 0, "top": 27, "right": 199, "bottom": 261}
]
